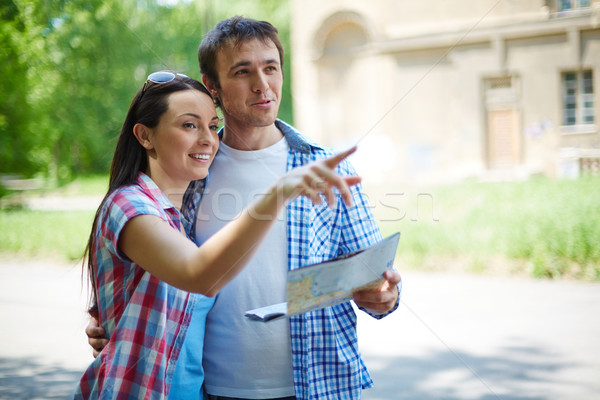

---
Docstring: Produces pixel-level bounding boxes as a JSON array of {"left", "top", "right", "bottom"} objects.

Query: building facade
[{"left": 291, "top": 0, "right": 600, "bottom": 184}]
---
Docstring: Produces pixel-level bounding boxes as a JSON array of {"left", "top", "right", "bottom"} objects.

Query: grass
[
  {"left": 378, "top": 175, "right": 600, "bottom": 280},
  {"left": 1, "top": 174, "right": 599, "bottom": 280},
  {"left": 0, "top": 175, "right": 106, "bottom": 262},
  {"left": 0, "top": 209, "right": 95, "bottom": 261}
]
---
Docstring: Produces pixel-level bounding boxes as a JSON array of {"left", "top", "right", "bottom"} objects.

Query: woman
[{"left": 74, "top": 71, "right": 359, "bottom": 399}]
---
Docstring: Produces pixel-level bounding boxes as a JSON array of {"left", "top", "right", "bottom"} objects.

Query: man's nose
[{"left": 252, "top": 72, "right": 269, "bottom": 93}]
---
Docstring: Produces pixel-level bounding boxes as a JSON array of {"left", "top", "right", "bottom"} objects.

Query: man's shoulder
[
  {"left": 276, "top": 119, "right": 325, "bottom": 154},
  {"left": 276, "top": 120, "right": 356, "bottom": 173}
]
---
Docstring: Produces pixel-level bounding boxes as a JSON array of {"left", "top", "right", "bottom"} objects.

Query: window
[
  {"left": 562, "top": 70, "right": 595, "bottom": 126},
  {"left": 558, "top": 0, "right": 591, "bottom": 11}
]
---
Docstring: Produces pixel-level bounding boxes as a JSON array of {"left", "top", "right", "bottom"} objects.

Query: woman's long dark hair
[{"left": 84, "top": 73, "right": 211, "bottom": 310}]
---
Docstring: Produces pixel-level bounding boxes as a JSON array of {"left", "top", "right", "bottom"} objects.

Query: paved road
[{"left": 0, "top": 260, "right": 599, "bottom": 399}]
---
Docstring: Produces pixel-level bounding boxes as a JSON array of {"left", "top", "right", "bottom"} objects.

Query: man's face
[{"left": 212, "top": 38, "right": 283, "bottom": 130}]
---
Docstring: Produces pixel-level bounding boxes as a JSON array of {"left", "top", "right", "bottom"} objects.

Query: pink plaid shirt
[{"left": 75, "top": 173, "right": 196, "bottom": 399}]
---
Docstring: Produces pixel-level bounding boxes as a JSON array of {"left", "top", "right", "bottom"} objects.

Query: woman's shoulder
[
  {"left": 102, "top": 183, "right": 163, "bottom": 222},
  {"left": 106, "top": 183, "right": 150, "bottom": 206}
]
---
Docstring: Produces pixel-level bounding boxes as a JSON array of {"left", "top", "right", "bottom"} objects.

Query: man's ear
[
  {"left": 202, "top": 76, "right": 219, "bottom": 99},
  {"left": 133, "top": 123, "right": 154, "bottom": 150}
]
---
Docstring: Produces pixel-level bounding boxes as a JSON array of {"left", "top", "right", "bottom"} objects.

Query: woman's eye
[
  {"left": 183, "top": 122, "right": 196, "bottom": 129},
  {"left": 209, "top": 124, "right": 219, "bottom": 132}
]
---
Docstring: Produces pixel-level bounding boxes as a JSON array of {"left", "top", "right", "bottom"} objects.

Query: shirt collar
[
  {"left": 135, "top": 172, "right": 177, "bottom": 211},
  {"left": 275, "top": 119, "right": 322, "bottom": 154}
]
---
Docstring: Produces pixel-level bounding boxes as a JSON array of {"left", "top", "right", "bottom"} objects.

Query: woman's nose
[{"left": 198, "top": 129, "right": 217, "bottom": 145}]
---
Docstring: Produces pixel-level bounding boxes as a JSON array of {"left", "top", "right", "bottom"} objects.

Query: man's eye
[{"left": 235, "top": 69, "right": 248, "bottom": 75}]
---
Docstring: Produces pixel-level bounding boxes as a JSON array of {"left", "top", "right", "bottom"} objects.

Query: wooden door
[
  {"left": 487, "top": 108, "right": 520, "bottom": 169},
  {"left": 484, "top": 77, "right": 521, "bottom": 169}
]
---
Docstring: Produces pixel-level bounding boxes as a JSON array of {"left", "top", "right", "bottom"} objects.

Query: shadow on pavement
[
  {"left": 0, "top": 342, "right": 590, "bottom": 399},
  {"left": 0, "top": 356, "right": 82, "bottom": 399},
  {"left": 364, "top": 343, "right": 577, "bottom": 400}
]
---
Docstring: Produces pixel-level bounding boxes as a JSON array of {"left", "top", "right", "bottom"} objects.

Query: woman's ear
[{"left": 133, "top": 123, "right": 154, "bottom": 150}]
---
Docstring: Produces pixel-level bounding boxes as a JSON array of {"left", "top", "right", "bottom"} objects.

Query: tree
[
  {"left": 2, "top": 0, "right": 292, "bottom": 182},
  {"left": 0, "top": 0, "right": 36, "bottom": 176}
]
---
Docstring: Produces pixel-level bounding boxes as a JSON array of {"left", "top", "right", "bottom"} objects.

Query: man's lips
[{"left": 251, "top": 98, "right": 274, "bottom": 106}]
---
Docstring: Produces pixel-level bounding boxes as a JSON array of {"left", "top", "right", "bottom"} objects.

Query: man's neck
[{"left": 221, "top": 121, "right": 283, "bottom": 151}]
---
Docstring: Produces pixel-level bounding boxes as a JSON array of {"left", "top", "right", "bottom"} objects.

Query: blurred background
[
  {"left": 2, "top": 0, "right": 599, "bottom": 278},
  {"left": 1, "top": 0, "right": 599, "bottom": 398}
]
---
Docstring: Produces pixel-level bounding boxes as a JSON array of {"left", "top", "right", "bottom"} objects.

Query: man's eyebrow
[
  {"left": 263, "top": 58, "right": 279, "bottom": 66},
  {"left": 229, "top": 61, "right": 251, "bottom": 71},
  {"left": 229, "top": 58, "right": 280, "bottom": 72}
]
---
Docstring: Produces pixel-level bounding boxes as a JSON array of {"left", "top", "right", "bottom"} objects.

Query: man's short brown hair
[{"left": 198, "top": 16, "right": 284, "bottom": 95}]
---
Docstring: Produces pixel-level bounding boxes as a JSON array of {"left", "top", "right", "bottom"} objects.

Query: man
[{"left": 88, "top": 16, "right": 401, "bottom": 400}]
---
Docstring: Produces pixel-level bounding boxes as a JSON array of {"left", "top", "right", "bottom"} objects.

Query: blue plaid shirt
[{"left": 182, "top": 120, "right": 399, "bottom": 399}]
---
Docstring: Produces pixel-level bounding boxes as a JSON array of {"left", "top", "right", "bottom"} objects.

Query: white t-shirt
[{"left": 196, "top": 137, "right": 295, "bottom": 398}]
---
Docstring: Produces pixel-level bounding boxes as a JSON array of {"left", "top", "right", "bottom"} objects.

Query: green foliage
[
  {"left": 0, "top": 182, "right": 11, "bottom": 199},
  {"left": 1, "top": 0, "right": 292, "bottom": 181},
  {"left": 0, "top": 0, "right": 36, "bottom": 175},
  {"left": 383, "top": 176, "right": 600, "bottom": 280}
]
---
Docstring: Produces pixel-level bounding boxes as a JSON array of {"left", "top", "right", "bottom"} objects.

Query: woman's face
[{"left": 144, "top": 89, "right": 220, "bottom": 188}]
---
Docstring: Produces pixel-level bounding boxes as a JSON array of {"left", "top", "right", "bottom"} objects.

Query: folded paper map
[{"left": 245, "top": 232, "right": 400, "bottom": 322}]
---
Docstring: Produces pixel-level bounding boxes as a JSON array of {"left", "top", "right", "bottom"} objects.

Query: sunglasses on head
[{"left": 140, "top": 71, "right": 189, "bottom": 98}]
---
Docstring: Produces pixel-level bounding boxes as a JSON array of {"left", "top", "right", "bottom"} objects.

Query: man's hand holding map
[{"left": 245, "top": 232, "right": 401, "bottom": 322}]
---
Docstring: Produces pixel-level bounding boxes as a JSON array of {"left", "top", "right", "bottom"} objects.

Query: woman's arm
[{"left": 119, "top": 147, "right": 359, "bottom": 296}]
